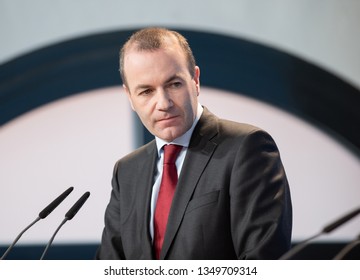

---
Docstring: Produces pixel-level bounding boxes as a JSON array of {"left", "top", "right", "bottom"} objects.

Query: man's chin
[{"left": 154, "top": 128, "right": 184, "bottom": 142}]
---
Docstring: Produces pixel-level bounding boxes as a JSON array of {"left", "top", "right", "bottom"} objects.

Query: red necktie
[{"left": 153, "top": 144, "right": 182, "bottom": 259}]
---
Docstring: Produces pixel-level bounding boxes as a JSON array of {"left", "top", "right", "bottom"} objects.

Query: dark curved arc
[{"left": 0, "top": 28, "right": 359, "bottom": 157}]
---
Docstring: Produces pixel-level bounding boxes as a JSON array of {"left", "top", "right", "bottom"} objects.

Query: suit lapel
[
  {"left": 137, "top": 141, "right": 157, "bottom": 259},
  {"left": 160, "top": 108, "right": 219, "bottom": 259}
]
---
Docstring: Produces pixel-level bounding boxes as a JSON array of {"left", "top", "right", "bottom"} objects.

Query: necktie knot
[{"left": 163, "top": 144, "right": 182, "bottom": 164}]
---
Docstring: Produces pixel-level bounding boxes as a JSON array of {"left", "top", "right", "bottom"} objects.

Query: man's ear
[
  {"left": 194, "top": 66, "right": 201, "bottom": 96},
  {"left": 123, "top": 84, "right": 135, "bottom": 111}
]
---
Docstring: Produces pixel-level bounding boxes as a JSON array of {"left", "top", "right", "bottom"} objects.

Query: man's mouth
[{"left": 156, "top": 115, "right": 180, "bottom": 125}]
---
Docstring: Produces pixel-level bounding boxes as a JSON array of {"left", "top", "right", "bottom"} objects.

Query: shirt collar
[{"left": 155, "top": 103, "right": 203, "bottom": 156}]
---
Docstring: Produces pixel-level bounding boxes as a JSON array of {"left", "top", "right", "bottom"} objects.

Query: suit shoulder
[
  {"left": 215, "top": 119, "right": 280, "bottom": 152},
  {"left": 115, "top": 140, "right": 156, "bottom": 167},
  {"left": 201, "top": 108, "right": 275, "bottom": 143},
  {"left": 218, "top": 118, "right": 267, "bottom": 137}
]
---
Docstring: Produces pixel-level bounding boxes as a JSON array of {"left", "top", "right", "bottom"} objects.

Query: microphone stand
[
  {"left": 333, "top": 235, "right": 360, "bottom": 260},
  {"left": 279, "top": 232, "right": 322, "bottom": 260},
  {"left": 39, "top": 192, "right": 90, "bottom": 260},
  {"left": 1, "top": 186, "right": 74, "bottom": 260},
  {"left": 40, "top": 218, "right": 68, "bottom": 260},
  {"left": 279, "top": 206, "right": 360, "bottom": 260},
  {"left": 1, "top": 217, "right": 40, "bottom": 260}
]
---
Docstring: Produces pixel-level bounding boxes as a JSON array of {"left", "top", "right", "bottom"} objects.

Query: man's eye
[
  {"left": 170, "top": 82, "right": 182, "bottom": 88},
  {"left": 139, "top": 89, "right": 152, "bottom": 96}
]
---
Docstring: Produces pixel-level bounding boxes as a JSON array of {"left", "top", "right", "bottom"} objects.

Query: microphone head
[
  {"left": 322, "top": 207, "right": 360, "bottom": 233},
  {"left": 280, "top": 206, "right": 360, "bottom": 260},
  {"left": 38, "top": 187, "right": 74, "bottom": 219},
  {"left": 65, "top": 191, "right": 90, "bottom": 220}
]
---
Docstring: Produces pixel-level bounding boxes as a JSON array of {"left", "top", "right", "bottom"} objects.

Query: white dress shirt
[{"left": 149, "top": 103, "right": 203, "bottom": 240}]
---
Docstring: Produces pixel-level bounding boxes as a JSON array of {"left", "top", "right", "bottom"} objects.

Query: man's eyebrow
[
  {"left": 164, "top": 74, "right": 184, "bottom": 84},
  {"left": 133, "top": 74, "right": 184, "bottom": 92},
  {"left": 134, "top": 84, "right": 152, "bottom": 92}
]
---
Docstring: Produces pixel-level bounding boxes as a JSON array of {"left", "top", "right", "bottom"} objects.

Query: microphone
[
  {"left": 333, "top": 234, "right": 360, "bottom": 260},
  {"left": 0, "top": 187, "right": 74, "bottom": 260},
  {"left": 38, "top": 187, "right": 74, "bottom": 219},
  {"left": 279, "top": 206, "right": 360, "bottom": 260},
  {"left": 40, "top": 191, "right": 90, "bottom": 260}
]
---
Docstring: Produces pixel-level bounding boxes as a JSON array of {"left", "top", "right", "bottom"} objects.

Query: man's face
[{"left": 123, "top": 43, "right": 200, "bottom": 142}]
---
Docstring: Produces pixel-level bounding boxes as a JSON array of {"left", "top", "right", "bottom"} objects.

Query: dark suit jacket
[{"left": 96, "top": 107, "right": 292, "bottom": 259}]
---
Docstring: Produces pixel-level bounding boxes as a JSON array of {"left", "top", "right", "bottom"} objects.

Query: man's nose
[{"left": 156, "top": 89, "right": 173, "bottom": 110}]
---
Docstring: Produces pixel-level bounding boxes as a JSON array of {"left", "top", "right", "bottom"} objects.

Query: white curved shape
[{"left": 0, "top": 86, "right": 359, "bottom": 243}]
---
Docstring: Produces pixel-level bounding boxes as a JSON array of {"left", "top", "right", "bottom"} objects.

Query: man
[{"left": 96, "top": 27, "right": 292, "bottom": 260}]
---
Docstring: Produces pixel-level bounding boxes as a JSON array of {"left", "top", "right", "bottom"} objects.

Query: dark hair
[{"left": 120, "top": 27, "right": 196, "bottom": 87}]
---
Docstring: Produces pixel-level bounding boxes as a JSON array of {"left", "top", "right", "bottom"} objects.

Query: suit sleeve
[
  {"left": 230, "top": 129, "right": 292, "bottom": 259},
  {"left": 95, "top": 161, "right": 126, "bottom": 259}
]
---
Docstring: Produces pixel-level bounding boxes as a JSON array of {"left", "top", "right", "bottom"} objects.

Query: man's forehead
[
  {"left": 124, "top": 44, "right": 185, "bottom": 69},
  {"left": 127, "top": 46, "right": 176, "bottom": 59}
]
